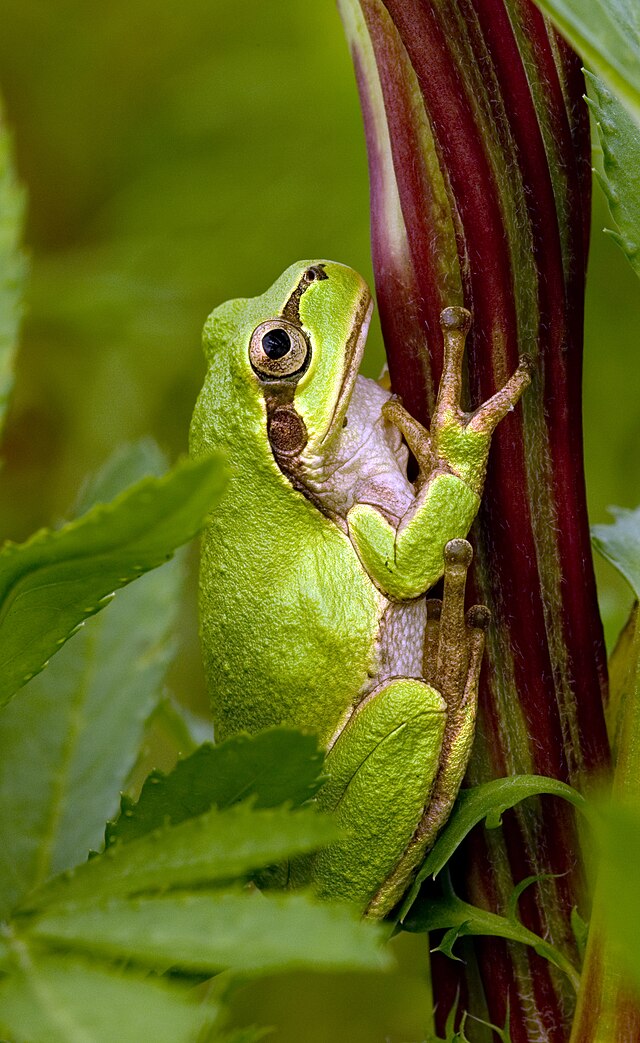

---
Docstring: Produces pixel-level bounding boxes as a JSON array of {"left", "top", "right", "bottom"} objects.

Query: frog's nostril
[{"left": 304, "top": 265, "right": 328, "bottom": 283}]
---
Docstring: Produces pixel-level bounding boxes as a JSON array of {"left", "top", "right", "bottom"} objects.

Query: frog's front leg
[
  {"left": 311, "top": 540, "right": 489, "bottom": 918},
  {"left": 346, "top": 307, "right": 531, "bottom": 601}
]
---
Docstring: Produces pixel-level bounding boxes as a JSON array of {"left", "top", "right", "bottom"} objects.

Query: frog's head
[{"left": 200, "top": 260, "right": 372, "bottom": 465}]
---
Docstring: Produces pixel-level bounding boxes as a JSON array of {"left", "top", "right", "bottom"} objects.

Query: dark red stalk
[{"left": 339, "top": 1, "right": 610, "bottom": 1038}]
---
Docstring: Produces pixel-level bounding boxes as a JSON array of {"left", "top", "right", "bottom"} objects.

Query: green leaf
[
  {"left": 23, "top": 890, "right": 391, "bottom": 975},
  {"left": 0, "top": 441, "right": 187, "bottom": 917},
  {"left": 217, "top": 1033, "right": 267, "bottom": 1043},
  {"left": 533, "top": 0, "right": 640, "bottom": 127},
  {"left": 399, "top": 775, "right": 588, "bottom": 921},
  {"left": 21, "top": 803, "right": 340, "bottom": 912},
  {"left": 569, "top": 596, "right": 640, "bottom": 1029},
  {"left": 607, "top": 601, "right": 639, "bottom": 753},
  {"left": 592, "top": 504, "right": 640, "bottom": 598},
  {"left": 586, "top": 72, "right": 640, "bottom": 277},
  {"left": 106, "top": 729, "right": 325, "bottom": 847},
  {"left": 0, "top": 950, "right": 217, "bottom": 1043},
  {"left": 0, "top": 452, "right": 227, "bottom": 707},
  {"left": 595, "top": 802, "right": 640, "bottom": 993},
  {"left": 73, "top": 437, "right": 168, "bottom": 514},
  {"left": 571, "top": 906, "right": 589, "bottom": 962},
  {"left": 424, "top": 1003, "right": 472, "bottom": 1042},
  {"left": 0, "top": 98, "right": 27, "bottom": 437},
  {"left": 145, "top": 694, "right": 213, "bottom": 757},
  {"left": 405, "top": 879, "right": 580, "bottom": 992}
]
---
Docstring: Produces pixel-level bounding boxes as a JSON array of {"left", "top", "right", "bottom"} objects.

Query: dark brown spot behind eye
[{"left": 268, "top": 406, "right": 308, "bottom": 456}]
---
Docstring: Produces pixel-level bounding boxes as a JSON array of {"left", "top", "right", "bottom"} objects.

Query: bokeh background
[{"left": 0, "top": 2, "right": 638, "bottom": 1039}]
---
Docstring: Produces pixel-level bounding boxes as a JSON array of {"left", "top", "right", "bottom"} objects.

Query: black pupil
[{"left": 262, "top": 328, "right": 291, "bottom": 360}]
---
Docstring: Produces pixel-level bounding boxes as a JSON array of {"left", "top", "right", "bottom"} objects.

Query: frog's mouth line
[{"left": 320, "top": 289, "right": 373, "bottom": 446}]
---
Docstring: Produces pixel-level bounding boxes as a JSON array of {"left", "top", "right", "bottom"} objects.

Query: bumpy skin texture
[
  {"left": 191, "top": 265, "right": 383, "bottom": 743},
  {"left": 190, "top": 260, "right": 529, "bottom": 916}
]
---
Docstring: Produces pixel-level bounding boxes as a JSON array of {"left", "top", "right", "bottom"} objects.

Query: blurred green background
[{"left": 0, "top": 1, "right": 638, "bottom": 1039}]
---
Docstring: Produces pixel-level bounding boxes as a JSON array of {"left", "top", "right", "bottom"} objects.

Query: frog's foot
[
  {"left": 428, "top": 539, "right": 489, "bottom": 763},
  {"left": 366, "top": 539, "right": 490, "bottom": 918},
  {"left": 421, "top": 540, "right": 490, "bottom": 845}
]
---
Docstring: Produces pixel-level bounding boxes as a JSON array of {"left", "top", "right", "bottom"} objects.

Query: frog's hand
[
  {"left": 430, "top": 306, "right": 532, "bottom": 495},
  {"left": 310, "top": 677, "right": 447, "bottom": 916},
  {"left": 346, "top": 472, "right": 479, "bottom": 600}
]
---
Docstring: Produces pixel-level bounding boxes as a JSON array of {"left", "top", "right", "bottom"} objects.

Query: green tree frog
[{"left": 190, "top": 261, "right": 530, "bottom": 917}]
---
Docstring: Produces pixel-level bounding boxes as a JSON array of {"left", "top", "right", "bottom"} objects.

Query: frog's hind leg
[
  {"left": 310, "top": 676, "right": 447, "bottom": 915},
  {"left": 366, "top": 538, "right": 489, "bottom": 918},
  {"left": 421, "top": 539, "right": 490, "bottom": 851}
]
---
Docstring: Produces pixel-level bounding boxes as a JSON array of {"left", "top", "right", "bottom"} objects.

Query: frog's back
[
  {"left": 191, "top": 351, "right": 382, "bottom": 745},
  {"left": 191, "top": 263, "right": 390, "bottom": 743},
  {"left": 198, "top": 455, "right": 382, "bottom": 744}
]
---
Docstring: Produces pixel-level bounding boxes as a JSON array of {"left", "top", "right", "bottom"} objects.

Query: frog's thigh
[{"left": 313, "top": 678, "right": 446, "bottom": 910}]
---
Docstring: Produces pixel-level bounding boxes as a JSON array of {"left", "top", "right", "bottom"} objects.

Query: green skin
[{"left": 190, "top": 260, "right": 530, "bottom": 916}]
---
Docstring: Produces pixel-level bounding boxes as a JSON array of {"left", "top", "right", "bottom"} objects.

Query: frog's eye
[{"left": 249, "top": 319, "right": 309, "bottom": 379}]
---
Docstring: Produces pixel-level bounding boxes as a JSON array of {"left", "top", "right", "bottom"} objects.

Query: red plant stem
[{"left": 340, "top": 1, "right": 610, "bottom": 1037}]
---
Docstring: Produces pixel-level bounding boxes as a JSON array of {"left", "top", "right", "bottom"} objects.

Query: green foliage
[
  {"left": 0, "top": 555, "right": 187, "bottom": 916},
  {"left": 399, "top": 774, "right": 588, "bottom": 919},
  {"left": 0, "top": 439, "right": 391, "bottom": 1041},
  {"left": 571, "top": 906, "right": 589, "bottom": 962},
  {"left": 576, "top": 506, "right": 640, "bottom": 1030},
  {"left": 595, "top": 802, "right": 640, "bottom": 993},
  {"left": 1, "top": 726, "right": 391, "bottom": 1042},
  {"left": 586, "top": 72, "right": 640, "bottom": 278},
  {"left": 533, "top": 0, "right": 640, "bottom": 126},
  {"left": 0, "top": 443, "right": 187, "bottom": 917},
  {"left": 425, "top": 1005, "right": 472, "bottom": 1042},
  {"left": 23, "top": 803, "right": 341, "bottom": 912},
  {"left": 0, "top": 451, "right": 226, "bottom": 707},
  {"left": 0, "top": 97, "right": 26, "bottom": 435},
  {"left": 0, "top": 953, "right": 219, "bottom": 1043},
  {"left": 424, "top": 1002, "right": 514, "bottom": 1043},
  {"left": 392, "top": 776, "right": 588, "bottom": 994},
  {"left": 2, "top": 2, "right": 640, "bottom": 1039},
  {"left": 423, "top": 1005, "right": 514, "bottom": 1043},
  {"left": 106, "top": 729, "right": 325, "bottom": 847},
  {"left": 404, "top": 874, "right": 580, "bottom": 992},
  {"left": 592, "top": 504, "right": 640, "bottom": 598},
  {"left": 22, "top": 890, "right": 389, "bottom": 976}
]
